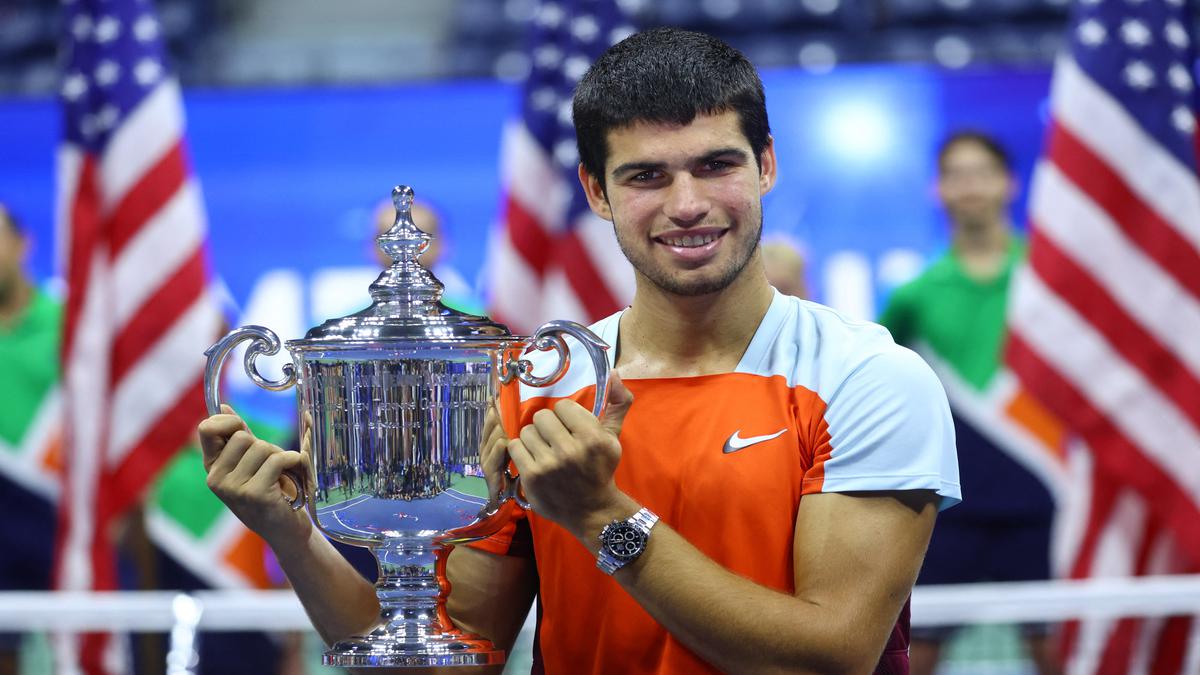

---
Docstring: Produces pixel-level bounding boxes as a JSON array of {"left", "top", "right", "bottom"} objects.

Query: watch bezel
[
  {"left": 596, "top": 508, "right": 659, "bottom": 575},
  {"left": 600, "top": 522, "right": 648, "bottom": 561}
]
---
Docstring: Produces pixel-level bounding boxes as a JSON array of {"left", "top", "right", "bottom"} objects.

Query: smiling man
[{"left": 199, "top": 28, "right": 960, "bottom": 674}]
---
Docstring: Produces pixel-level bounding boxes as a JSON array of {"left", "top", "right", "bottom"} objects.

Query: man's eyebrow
[
  {"left": 611, "top": 148, "right": 751, "bottom": 178},
  {"left": 611, "top": 160, "right": 665, "bottom": 178},
  {"left": 698, "top": 147, "right": 750, "bottom": 163}
]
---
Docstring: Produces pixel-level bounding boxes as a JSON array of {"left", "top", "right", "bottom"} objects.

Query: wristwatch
[{"left": 596, "top": 507, "right": 659, "bottom": 575}]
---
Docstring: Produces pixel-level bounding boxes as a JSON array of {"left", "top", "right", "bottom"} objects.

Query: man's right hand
[
  {"left": 479, "top": 406, "right": 510, "bottom": 504},
  {"left": 197, "top": 405, "right": 313, "bottom": 546}
]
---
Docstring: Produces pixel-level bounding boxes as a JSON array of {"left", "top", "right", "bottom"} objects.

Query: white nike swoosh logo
[{"left": 723, "top": 428, "right": 788, "bottom": 453}]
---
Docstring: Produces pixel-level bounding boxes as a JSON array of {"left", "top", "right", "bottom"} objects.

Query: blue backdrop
[{"left": 0, "top": 64, "right": 1051, "bottom": 420}]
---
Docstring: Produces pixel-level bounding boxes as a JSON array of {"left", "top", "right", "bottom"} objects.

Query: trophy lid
[{"left": 291, "top": 185, "right": 513, "bottom": 346}]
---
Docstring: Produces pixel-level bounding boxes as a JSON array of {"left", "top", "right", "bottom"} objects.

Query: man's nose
[{"left": 663, "top": 174, "right": 709, "bottom": 225}]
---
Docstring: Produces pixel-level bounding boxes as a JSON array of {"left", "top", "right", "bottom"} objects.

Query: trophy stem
[{"left": 323, "top": 539, "right": 505, "bottom": 668}]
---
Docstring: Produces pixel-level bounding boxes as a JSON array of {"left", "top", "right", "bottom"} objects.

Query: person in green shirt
[
  {"left": 879, "top": 133, "right": 1061, "bottom": 675},
  {"left": 0, "top": 204, "right": 60, "bottom": 449},
  {"left": 0, "top": 202, "right": 62, "bottom": 675}
]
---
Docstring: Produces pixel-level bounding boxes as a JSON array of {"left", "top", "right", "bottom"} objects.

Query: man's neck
[
  {"left": 617, "top": 263, "right": 775, "bottom": 379},
  {"left": 0, "top": 279, "right": 32, "bottom": 328},
  {"left": 952, "top": 218, "right": 1012, "bottom": 282}
]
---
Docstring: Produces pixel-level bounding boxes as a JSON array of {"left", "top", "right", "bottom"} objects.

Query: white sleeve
[{"left": 809, "top": 346, "right": 961, "bottom": 510}]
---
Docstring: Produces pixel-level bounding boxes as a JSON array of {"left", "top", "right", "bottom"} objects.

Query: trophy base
[{"left": 323, "top": 634, "right": 506, "bottom": 668}]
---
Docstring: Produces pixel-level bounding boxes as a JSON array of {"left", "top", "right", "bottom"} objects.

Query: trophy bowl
[{"left": 203, "top": 186, "right": 610, "bottom": 667}]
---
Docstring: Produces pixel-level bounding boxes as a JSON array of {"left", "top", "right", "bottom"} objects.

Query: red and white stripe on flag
[
  {"left": 1008, "top": 4, "right": 1200, "bottom": 671},
  {"left": 485, "top": 1, "right": 636, "bottom": 335},
  {"left": 488, "top": 122, "right": 634, "bottom": 334},
  {"left": 54, "top": 1, "right": 218, "bottom": 672}
]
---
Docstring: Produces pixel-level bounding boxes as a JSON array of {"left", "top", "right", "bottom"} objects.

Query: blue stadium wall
[{"left": 0, "top": 64, "right": 1051, "bottom": 419}]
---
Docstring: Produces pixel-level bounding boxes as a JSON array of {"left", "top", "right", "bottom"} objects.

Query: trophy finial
[
  {"left": 378, "top": 184, "right": 429, "bottom": 262},
  {"left": 392, "top": 185, "right": 414, "bottom": 213},
  {"left": 370, "top": 184, "right": 444, "bottom": 308}
]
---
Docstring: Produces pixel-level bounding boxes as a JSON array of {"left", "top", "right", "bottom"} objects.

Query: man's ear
[
  {"left": 578, "top": 163, "right": 613, "bottom": 221},
  {"left": 758, "top": 135, "right": 778, "bottom": 196}
]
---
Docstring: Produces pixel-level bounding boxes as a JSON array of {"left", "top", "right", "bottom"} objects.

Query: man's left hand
[{"left": 507, "top": 373, "right": 636, "bottom": 540}]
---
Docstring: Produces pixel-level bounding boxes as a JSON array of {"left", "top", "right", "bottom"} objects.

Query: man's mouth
[
  {"left": 657, "top": 233, "right": 719, "bottom": 247},
  {"left": 653, "top": 229, "right": 726, "bottom": 248},
  {"left": 652, "top": 228, "right": 727, "bottom": 263}
]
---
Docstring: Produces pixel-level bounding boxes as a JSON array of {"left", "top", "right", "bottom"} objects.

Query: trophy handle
[
  {"left": 203, "top": 325, "right": 306, "bottom": 511},
  {"left": 499, "top": 320, "right": 611, "bottom": 417},
  {"left": 498, "top": 320, "right": 611, "bottom": 509}
]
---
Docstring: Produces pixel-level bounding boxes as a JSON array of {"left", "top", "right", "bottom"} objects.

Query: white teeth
[{"left": 663, "top": 233, "right": 717, "bottom": 247}]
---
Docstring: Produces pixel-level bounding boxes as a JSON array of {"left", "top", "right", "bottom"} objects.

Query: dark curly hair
[{"left": 573, "top": 28, "right": 771, "bottom": 193}]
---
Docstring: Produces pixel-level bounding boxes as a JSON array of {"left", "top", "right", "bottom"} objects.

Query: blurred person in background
[
  {"left": 0, "top": 203, "right": 61, "bottom": 675},
  {"left": 879, "top": 132, "right": 1060, "bottom": 675},
  {"left": 373, "top": 197, "right": 484, "bottom": 315},
  {"left": 0, "top": 204, "right": 285, "bottom": 674},
  {"left": 760, "top": 237, "right": 808, "bottom": 298}
]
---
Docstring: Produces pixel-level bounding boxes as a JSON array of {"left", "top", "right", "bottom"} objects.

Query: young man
[
  {"left": 879, "top": 133, "right": 1059, "bottom": 675},
  {"left": 199, "top": 28, "right": 960, "bottom": 673}
]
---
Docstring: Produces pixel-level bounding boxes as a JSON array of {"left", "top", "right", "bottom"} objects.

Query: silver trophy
[{"left": 203, "top": 186, "right": 610, "bottom": 668}]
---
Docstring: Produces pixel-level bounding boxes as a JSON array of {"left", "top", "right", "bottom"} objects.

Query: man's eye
[
  {"left": 631, "top": 171, "right": 658, "bottom": 182},
  {"left": 703, "top": 160, "right": 731, "bottom": 172}
]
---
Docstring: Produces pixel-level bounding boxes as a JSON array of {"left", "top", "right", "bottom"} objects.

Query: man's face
[
  {"left": 936, "top": 140, "right": 1015, "bottom": 229},
  {"left": 579, "top": 110, "right": 776, "bottom": 297}
]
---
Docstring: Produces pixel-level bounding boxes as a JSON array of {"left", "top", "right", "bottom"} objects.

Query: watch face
[{"left": 602, "top": 523, "right": 646, "bottom": 561}]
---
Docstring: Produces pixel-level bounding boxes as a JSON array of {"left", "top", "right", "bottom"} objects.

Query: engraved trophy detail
[{"left": 204, "top": 186, "right": 610, "bottom": 667}]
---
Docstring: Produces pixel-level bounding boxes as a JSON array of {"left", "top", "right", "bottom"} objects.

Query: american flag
[
  {"left": 1007, "top": 0, "right": 1200, "bottom": 670},
  {"left": 55, "top": 0, "right": 217, "bottom": 671},
  {"left": 486, "top": 0, "right": 638, "bottom": 334}
]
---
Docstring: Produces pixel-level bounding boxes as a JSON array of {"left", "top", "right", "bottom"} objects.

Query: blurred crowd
[{"left": 0, "top": 0, "right": 1074, "bottom": 94}]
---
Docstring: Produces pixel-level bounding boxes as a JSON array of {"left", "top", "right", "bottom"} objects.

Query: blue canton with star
[
  {"left": 1070, "top": 0, "right": 1199, "bottom": 170},
  {"left": 60, "top": 0, "right": 170, "bottom": 153},
  {"left": 520, "top": 0, "right": 636, "bottom": 222}
]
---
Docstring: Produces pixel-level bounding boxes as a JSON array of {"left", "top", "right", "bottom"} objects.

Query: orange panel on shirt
[{"left": 520, "top": 372, "right": 827, "bottom": 675}]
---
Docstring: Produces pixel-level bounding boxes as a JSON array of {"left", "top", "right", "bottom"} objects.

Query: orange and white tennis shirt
[{"left": 493, "top": 290, "right": 961, "bottom": 675}]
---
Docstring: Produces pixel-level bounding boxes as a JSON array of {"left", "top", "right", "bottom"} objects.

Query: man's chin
[{"left": 652, "top": 270, "right": 741, "bottom": 298}]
